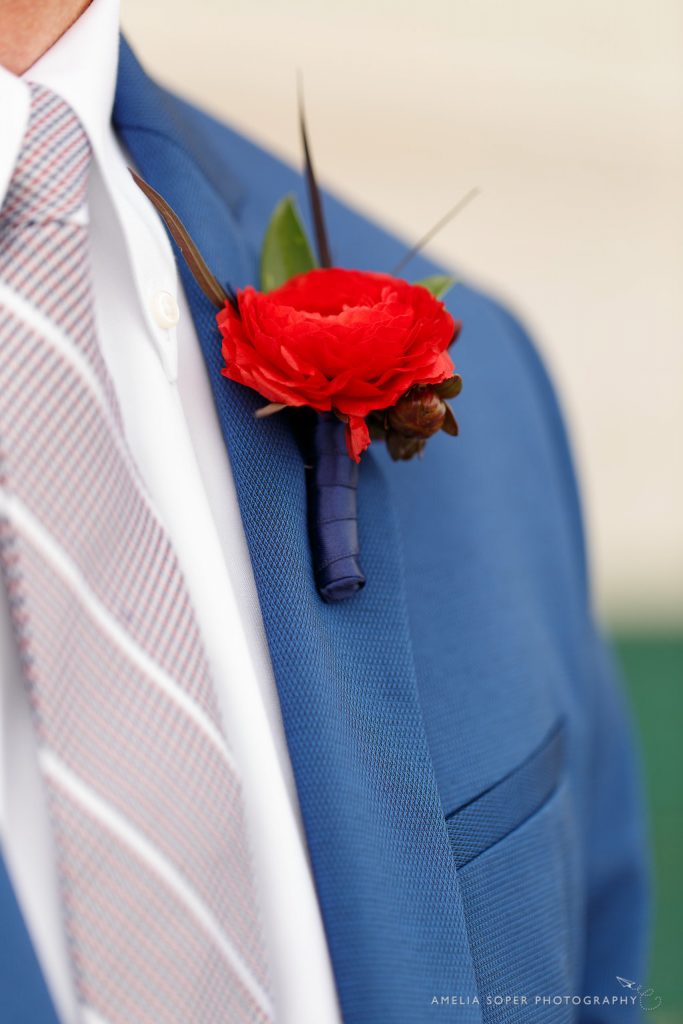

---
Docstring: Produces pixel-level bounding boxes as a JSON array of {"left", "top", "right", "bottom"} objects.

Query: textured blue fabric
[
  {"left": 446, "top": 722, "right": 566, "bottom": 868},
  {"left": 457, "top": 781, "right": 580, "bottom": 1023},
  {"left": 0, "top": 35, "right": 649, "bottom": 1024},
  {"left": 0, "top": 852, "right": 61, "bottom": 1024},
  {"left": 113, "top": 39, "right": 481, "bottom": 1024},
  {"left": 310, "top": 412, "right": 366, "bottom": 600},
  {"left": 111, "top": 37, "right": 649, "bottom": 1023}
]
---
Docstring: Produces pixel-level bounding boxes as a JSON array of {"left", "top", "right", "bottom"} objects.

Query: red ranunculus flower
[{"left": 217, "top": 268, "right": 459, "bottom": 461}]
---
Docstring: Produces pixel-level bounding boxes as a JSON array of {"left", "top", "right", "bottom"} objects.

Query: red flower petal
[
  {"left": 216, "top": 267, "right": 459, "bottom": 459},
  {"left": 344, "top": 415, "right": 371, "bottom": 463}
]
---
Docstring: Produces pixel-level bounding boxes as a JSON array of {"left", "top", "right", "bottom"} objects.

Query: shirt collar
[
  {"left": 3, "top": 0, "right": 184, "bottom": 382},
  {"left": 0, "top": 68, "right": 29, "bottom": 207},
  {"left": 0, "top": 0, "right": 119, "bottom": 210},
  {"left": 21, "top": 0, "right": 120, "bottom": 152}
]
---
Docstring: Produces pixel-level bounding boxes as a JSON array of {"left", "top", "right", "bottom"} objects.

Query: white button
[{"left": 151, "top": 290, "right": 180, "bottom": 330}]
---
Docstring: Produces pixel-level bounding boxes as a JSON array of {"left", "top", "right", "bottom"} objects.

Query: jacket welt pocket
[{"left": 445, "top": 721, "right": 566, "bottom": 869}]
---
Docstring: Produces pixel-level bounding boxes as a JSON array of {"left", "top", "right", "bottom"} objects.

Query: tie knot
[{"left": 1, "top": 83, "right": 92, "bottom": 228}]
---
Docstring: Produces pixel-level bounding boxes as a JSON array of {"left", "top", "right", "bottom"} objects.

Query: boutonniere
[{"left": 132, "top": 103, "right": 475, "bottom": 602}]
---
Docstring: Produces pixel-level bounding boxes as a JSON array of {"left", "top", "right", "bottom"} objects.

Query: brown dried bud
[
  {"left": 435, "top": 375, "right": 462, "bottom": 400},
  {"left": 387, "top": 387, "right": 447, "bottom": 439},
  {"left": 386, "top": 433, "right": 427, "bottom": 461}
]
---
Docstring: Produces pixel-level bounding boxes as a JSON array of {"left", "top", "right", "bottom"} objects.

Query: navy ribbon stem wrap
[{"left": 309, "top": 413, "right": 366, "bottom": 602}]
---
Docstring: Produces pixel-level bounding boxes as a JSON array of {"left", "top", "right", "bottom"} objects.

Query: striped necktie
[{"left": 0, "top": 83, "right": 274, "bottom": 1024}]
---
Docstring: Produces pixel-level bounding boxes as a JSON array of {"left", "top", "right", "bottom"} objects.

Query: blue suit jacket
[{"left": 0, "top": 37, "right": 649, "bottom": 1024}]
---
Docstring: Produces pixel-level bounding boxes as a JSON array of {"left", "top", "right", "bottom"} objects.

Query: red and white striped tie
[{"left": 0, "top": 83, "right": 274, "bottom": 1024}]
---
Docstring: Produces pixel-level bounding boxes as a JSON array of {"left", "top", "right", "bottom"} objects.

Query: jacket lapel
[{"left": 114, "top": 38, "right": 480, "bottom": 1022}]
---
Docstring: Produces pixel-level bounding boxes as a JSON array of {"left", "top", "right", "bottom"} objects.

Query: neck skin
[{"left": 0, "top": 0, "right": 91, "bottom": 75}]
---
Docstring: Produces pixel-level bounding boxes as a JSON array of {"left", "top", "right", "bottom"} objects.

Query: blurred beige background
[{"left": 121, "top": 0, "right": 683, "bottom": 630}]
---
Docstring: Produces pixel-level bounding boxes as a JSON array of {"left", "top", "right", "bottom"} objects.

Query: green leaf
[
  {"left": 414, "top": 274, "right": 455, "bottom": 299},
  {"left": 260, "top": 196, "right": 317, "bottom": 291}
]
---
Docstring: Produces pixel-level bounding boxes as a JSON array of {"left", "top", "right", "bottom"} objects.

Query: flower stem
[{"left": 309, "top": 413, "right": 366, "bottom": 602}]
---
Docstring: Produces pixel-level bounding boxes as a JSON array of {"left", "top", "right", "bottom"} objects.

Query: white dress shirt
[{"left": 0, "top": 2, "right": 341, "bottom": 1021}]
